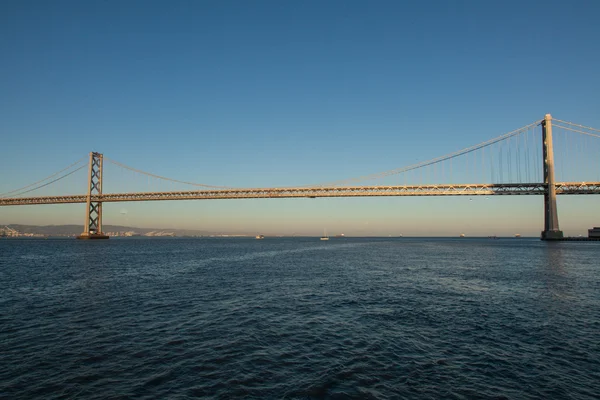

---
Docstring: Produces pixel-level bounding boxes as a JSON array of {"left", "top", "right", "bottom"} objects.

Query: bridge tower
[
  {"left": 541, "top": 114, "right": 564, "bottom": 240},
  {"left": 77, "top": 152, "right": 109, "bottom": 239}
]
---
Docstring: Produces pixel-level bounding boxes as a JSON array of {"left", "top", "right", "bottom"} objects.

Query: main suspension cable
[
  {"left": 105, "top": 158, "right": 233, "bottom": 189},
  {"left": 553, "top": 119, "right": 600, "bottom": 133},
  {"left": 0, "top": 156, "right": 88, "bottom": 197},
  {"left": 552, "top": 124, "right": 600, "bottom": 139},
  {"left": 5, "top": 164, "right": 88, "bottom": 198},
  {"left": 308, "top": 120, "right": 542, "bottom": 187}
]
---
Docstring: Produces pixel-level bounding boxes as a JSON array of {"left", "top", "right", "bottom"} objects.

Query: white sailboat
[{"left": 320, "top": 228, "right": 329, "bottom": 241}]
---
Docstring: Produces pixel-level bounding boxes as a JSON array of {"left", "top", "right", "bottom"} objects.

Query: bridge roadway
[{"left": 1, "top": 182, "right": 600, "bottom": 206}]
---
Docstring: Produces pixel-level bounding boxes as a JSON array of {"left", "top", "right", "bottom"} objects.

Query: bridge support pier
[
  {"left": 77, "top": 152, "right": 109, "bottom": 240},
  {"left": 541, "top": 114, "right": 563, "bottom": 240}
]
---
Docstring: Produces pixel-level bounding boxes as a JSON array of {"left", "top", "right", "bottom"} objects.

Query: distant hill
[{"left": 2, "top": 224, "right": 223, "bottom": 237}]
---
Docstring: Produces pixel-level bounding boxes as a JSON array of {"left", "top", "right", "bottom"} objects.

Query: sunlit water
[{"left": 1, "top": 237, "right": 599, "bottom": 399}]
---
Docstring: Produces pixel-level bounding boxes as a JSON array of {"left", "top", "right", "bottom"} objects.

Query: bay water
[{"left": 1, "top": 237, "right": 599, "bottom": 399}]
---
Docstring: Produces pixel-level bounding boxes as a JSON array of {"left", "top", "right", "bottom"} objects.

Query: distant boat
[
  {"left": 460, "top": 233, "right": 466, "bottom": 238},
  {"left": 255, "top": 234, "right": 264, "bottom": 240},
  {"left": 514, "top": 234, "right": 521, "bottom": 238},
  {"left": 320, "top": 228, "right": 329, "bottom": 241}
]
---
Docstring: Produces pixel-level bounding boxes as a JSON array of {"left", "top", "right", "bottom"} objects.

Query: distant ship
[
  {"left": 320, "top": 228, "right": 329, "bottom": 241},
  {"left": 255, "top": 234, "right": 265, "bottom": 240},
  {"left": 460, "top": 233, "right": 465, "bottom": 238},
  {"left": 514, "top": 234, "right": 521, "bottom": 238},
  {"left": 334, "top": 233, "right": 345, "bottom": 238}
]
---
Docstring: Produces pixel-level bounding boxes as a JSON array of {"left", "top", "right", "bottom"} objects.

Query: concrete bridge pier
[{"left": 541, "top": 114, "right": 564, "bottom": 240}]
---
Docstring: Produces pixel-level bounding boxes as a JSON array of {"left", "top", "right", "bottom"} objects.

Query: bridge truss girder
[{"left": 1, "top": 182, "right": 600, "bottom": 206}]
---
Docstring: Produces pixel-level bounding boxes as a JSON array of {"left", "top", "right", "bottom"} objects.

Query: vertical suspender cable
[
  {"left": 499, "top": 142, "right": 503, "bottom": 183},
  {"left": 535, "top": 126, "right": 540, "bottom": 182},
  {"left": 508, "top": 136, "right": 512, "bottom": 183},
  {"left": 524, "top": 130, "right": 527, "bottom": 182}
]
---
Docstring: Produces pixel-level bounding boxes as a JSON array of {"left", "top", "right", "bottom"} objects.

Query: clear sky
[{"left": 1, "top": 0, "right": 599, "bottom": 236}]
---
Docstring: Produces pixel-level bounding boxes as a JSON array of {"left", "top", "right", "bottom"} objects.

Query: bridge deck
[{"left": 1, "top": 182, "right": 599, "bottom": 206}]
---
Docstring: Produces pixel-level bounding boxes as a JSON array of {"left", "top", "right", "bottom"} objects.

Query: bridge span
[
  {"left": 1, "top": 114, "right": 599, "bottom": 239},
  {"left": 1, "top": 182, "right": 600, "bottom": 206}
]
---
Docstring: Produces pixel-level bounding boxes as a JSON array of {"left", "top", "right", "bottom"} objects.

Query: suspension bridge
[{"left": 1, "top": 114, "right": 599, "bottom": 239}]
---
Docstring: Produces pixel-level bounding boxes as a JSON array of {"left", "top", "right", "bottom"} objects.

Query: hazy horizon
[{"left": 2, "top": 194, "right": 597, "bottom": 238}]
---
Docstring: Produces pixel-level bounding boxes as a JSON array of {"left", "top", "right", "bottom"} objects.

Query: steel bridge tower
[
  {"left": 77, "top": 152, "right": 109, "bottom": 239},
  {"left": 541, "top": 114, "right": 564, "bottom": 240}
]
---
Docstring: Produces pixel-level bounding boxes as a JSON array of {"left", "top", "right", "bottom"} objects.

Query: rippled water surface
[{"left": 1, "top": 237, "right": 599, "bottom": 399}]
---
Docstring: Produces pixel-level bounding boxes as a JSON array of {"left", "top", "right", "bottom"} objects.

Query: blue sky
[{"left": 1, "top": 0, "right": 599, "bottom": 236}]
